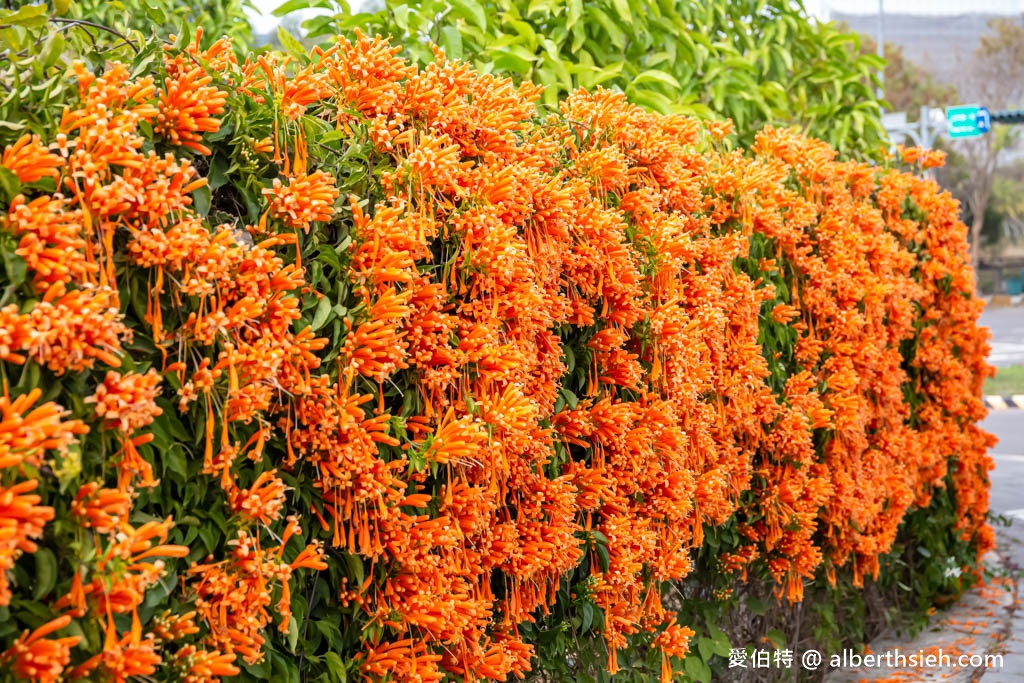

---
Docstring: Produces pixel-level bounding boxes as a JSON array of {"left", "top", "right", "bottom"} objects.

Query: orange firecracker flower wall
[{"left": 0, "top": 30, "right": 993, "bottom": 683}]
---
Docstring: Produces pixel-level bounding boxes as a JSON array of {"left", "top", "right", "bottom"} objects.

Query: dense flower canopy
[{"left": 0, "top": 28, "right": 992, "bottom": 683}]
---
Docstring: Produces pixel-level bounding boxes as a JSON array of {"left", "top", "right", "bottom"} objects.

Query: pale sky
[
  {"left": 249, "top": 0, "right": 1024, "bottom": 35},
  {"left": 813, "top": 0, "right": 1024, "bottom": 18}
]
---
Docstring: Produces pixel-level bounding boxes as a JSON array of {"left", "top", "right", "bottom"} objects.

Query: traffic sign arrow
[{"left": 977, "top": 106, "right": 991, "bottom": 133}]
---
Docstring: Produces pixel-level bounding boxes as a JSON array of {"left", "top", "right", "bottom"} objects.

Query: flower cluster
[{"left": 0, "top": 29, "right": 992, "bottom": 683}]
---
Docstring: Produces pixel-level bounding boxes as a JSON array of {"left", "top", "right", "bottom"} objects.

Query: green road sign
[{"left": 945, "top": 105, "right": 991, "bottom": 138}]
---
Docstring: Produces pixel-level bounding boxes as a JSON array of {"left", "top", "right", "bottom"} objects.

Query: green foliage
[
  {"left": 985, "top": 365, "right": 1024, "bottom": 395},
  {"left": 0, "top": 3, "right": 97, "bottom": 141},
  {"left": 76, "top": 0, "right": 254, "bottom": 47},
  {"left": 1, "top": 0, "right": 253, "bottom": 52},
  {"left": 276, "top": 0, "right": 888, "bottom": 156}
]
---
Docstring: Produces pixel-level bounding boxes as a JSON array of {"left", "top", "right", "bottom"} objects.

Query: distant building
[{"left": 832, "top": 11, "right": 1006, "bottom": 86}]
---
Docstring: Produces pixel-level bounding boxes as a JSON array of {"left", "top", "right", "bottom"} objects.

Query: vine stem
[{"left": 47, "top": 17, "right": 140, "bottom": 54}]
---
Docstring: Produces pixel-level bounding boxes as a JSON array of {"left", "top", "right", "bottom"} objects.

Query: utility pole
[{"left": 876, "top": 0, "right": 885, "bottom": 99}]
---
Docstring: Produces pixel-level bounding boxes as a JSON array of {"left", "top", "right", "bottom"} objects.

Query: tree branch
[{"left": 48, "top": 17, "right": 140, "bottom": 54}]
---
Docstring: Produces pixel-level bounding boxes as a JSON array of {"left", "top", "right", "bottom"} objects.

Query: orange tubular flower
[
  {"left": 0, "top": 388, "right": 85, "bottom": 468},
  {"left": 98, "top": 517, "right": 188, "bottom": 571},
  {"left": 653, "top": 621, "right": 696, "bottom": 682},
  {"left": 421, "top": 407, "right": 488, "bottom": 466},
  {"left": 92, "top": 633, "right": 162, "bottom": 683},
  {"left": 360, "top": 639, "right": 445, "bottom": 683},
  {"left": 85, "top": 369, "right": 163, "bottom": 433},
  {"left": 23, "top": 283, "right": 130, "bottom": 374},
  {"left": 288, "top": 542, "right": 327, "bottom": 573},
  {"left": 228, "top": 470, "right": 288, "bottom": 525},
  {"left": 174, "top": 645, "right": 240, "bottom": 683},
  {"left": 263, "top": 170, "right": 340, "bottom": 232},
  {"left": 5, "top": 194, "right": 94, "bottom": 291},
  {"left": 1, "top": 133, "right": 63, "bottom": 183},
  {"left": 1, "top": 615, "right": 80, "bottom": 683},
  {"left": 71, "top": 482, "right": 132, "bottom": 534},
  {"left": 0, "top": 481, "right": 56, "bottom": 605},
  {"left": 156, "top": 66, "right": 228, "bottom": 155}
]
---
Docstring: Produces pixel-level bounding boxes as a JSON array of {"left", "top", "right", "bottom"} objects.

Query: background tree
[
  {"left": 853, "top": 34, "right": 959, "bottom": 119},
  {"left": 989, "top": 162, "right": 1024, "bottom": 246},
  {"left": 945, "top": 16, "right": 1024, "bottom": 277},
  {"left": 275, "top": 0, "right": 888, "bottom": 156}
]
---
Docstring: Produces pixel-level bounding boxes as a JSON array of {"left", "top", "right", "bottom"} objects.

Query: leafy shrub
[
  {"left": 0, "top": 16, "right": 992, "bottom": 683},
  {"left": 275, "top": 0, "right": 888, "bottom": 157}
]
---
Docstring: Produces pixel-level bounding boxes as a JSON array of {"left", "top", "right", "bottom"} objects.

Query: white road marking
[{"left": 989, "top": 341, "right": 1024, "bottom": 365}]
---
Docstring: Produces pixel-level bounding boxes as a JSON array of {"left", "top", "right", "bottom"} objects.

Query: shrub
[
  {"left": 0, "top": 21, "right": 992, "bottom": 683},
  {"left": 277, "top": 0, "right": 888, "bottom": 157}
]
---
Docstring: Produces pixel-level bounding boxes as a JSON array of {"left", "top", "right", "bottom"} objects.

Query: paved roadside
[
  {"left": 824, "top": 549, "right": 1016, "bottom": 683},
  {"left": 825, "top": 412, "right": 1024, "bottom": 682},
  {"left": 978, "top": 522, "right": 1024, "bottom": 682},
  {"left": 978, "top": 407, "right": 1024, "bottom": 681}
]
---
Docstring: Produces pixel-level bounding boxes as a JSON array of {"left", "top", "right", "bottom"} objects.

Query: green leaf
[
  {"left": 492, "top": 49, "right": 535, "bottom": 74},
  {"left": 449, "top": 0, "right": 486, "bottom": 30},
  {"left": 581, "top": 601, "right": 594, "bottom": 631},
  {"left": 163, "top": 444, "right": 187, "bottom": 482},
  {"left": 628, "top": 88, "right": 674, "bottom": 115},
  {"left": 319, "top": 130, "right": 348, "bottom": 145},
  {"left": 560, "top": 388, "right": 578, "bottom": 410},
  {"left": 311, "top": 296, "right": 332, "bottom": 331},
  {"left": 32, "top": 548, "right": 57, "bottom": 600},
  {"left": 440, "top": 25, "right": 463, "bottom": 61},
  {"left": 408, "top": 440, "right": 427, "bottom": 472},
  {"left": 710, "top": 626, "right": 732, "bottom": 657},
  {"left": 526, "top": 0, "right": 552, "bottom": 17},
  {"left": 586, "top": 6, "right": 623, "bottom": 48},
  {"left": 38, "top": 33, "right": 66, "bottom": 70},
  {"left": 610, "top": 0, "right": 633, "bottom": 25},
  {"left": 143, "top": 0, "right": 166, "bottom": 24},
  {"left": 325, "top": 652, "right": 348, "bottom": 682},
  {"left": 286, "top": 612, "right": 300, "bottom": 652},
  {"left": 683, "top": 655, "right": 712, "bottom": 683},
  {"left": 631, "top": 69, "right": 680, "bottom": 90},
  {"left": 764, "top": 628, "right": 787, "bottom": 649},
  {"left": 594, "top": 542, "right": 610, "bottom": 572},
  {"left": 192, "top": 184, "right": 211, "bottom": 217},
  {"left": 343, "top": 552, "right": 364, "bottom": 587},
  {"left": 1, "top": 247, "right": 27, "bottom": 289},
  {"left": 273, "top": 0, "right": 317, "bottom": 16},
  {"left": 0, "top": 166, "right": 22, "bottom": 204},
  {"left": 208, "top": 154, "right": 233, "bottom": 190},
  {"left": 197, "top": 524, "right": 221, "bottom": 554},
  {"left": 277, "top": 25, "right": 307, "bottom": 59},
  {"left": 0, "top": 4, "right": 49, "bottom": 28},
  {"left": 566, "top": 0, "right": 582, "bottom": 30}
]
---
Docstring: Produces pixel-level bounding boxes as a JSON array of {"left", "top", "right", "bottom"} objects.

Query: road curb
[{"left": 985, "top": 396, "right": 1024, "bottom": 410}]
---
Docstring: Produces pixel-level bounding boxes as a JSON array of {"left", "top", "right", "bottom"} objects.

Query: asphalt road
[
  {"left": 981, "top": 304, "right": 1024, "bottom": 519},
  {"left": 980, "top": 305, "right": 1024, "bottom": 368},
  {"left": 986, "top": 412, "right": 1024, "bottom": 518},
  {"left": 981, "top": 408, "right": 1024, "bottom": 683}
]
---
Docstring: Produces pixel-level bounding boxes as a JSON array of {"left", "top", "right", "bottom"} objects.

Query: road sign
[{"left": 946, "top": 105, "right": 991, "bottom": 138}]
